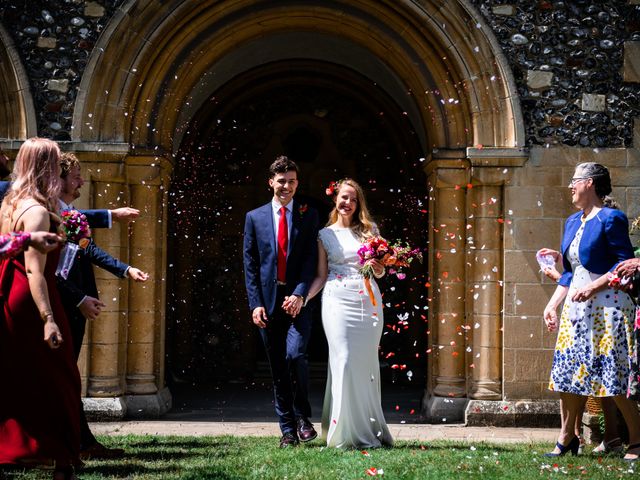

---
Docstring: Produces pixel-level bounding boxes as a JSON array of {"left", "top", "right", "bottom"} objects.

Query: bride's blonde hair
[{"left": 326, "top": 178, "right": 377, "bottom": 240}]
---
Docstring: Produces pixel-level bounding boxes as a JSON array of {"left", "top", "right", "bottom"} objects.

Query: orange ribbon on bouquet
[{"left": 364, "top": 276, "right": 377, "bottom": 307}]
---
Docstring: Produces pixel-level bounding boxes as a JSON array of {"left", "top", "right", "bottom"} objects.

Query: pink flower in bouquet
[
  {"left": 60, "top": 209, "right": 91, "bottom": 249},
  {"left": 384, "top": 241, "right": 423, "bottom": 280},
  {"left": 357, "top": 236, "right": 391, "bottom": 278}
]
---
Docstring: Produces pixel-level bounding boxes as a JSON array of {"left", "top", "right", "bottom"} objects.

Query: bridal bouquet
[
  {"left": 358, "top": 237, "right": 422, "bottom": 279},
  {"left": 358, "top": 236, "right": 423, "bottom": 305},
  {"left": 56, "top": 210, "right": 91, "bottom": 279},
  {"left": 358, "top": 236, "right": 391, "bottom": 278}
]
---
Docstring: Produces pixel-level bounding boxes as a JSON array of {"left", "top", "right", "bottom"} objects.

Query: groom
[{"left": 243, "top": 156, "right": 319, "bottom": 448}]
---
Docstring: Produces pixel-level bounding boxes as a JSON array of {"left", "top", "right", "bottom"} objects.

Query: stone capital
[
  {"left": 125, "top": 155, "right": 173, "bottom": 185},
  {"left": 466, "top": 147, "right": 528, "bottom": 167}
]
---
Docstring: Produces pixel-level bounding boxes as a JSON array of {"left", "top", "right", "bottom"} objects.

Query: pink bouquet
[
  {"left": 56, "top": 210, "right": 91, "bottom": 279},
  {"left": 60, "top": 209, "right": 91, "bottom": 248},
  {"left": 358, "top": 236, "right": 423, "bottom": 305},
  {"left": 358, "top": 237, "right": 422, "bottom": 280},
  {"left": 357, "top": 236, "right": 391, "bottom": 278}
]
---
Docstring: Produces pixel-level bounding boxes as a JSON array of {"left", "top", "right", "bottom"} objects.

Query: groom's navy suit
[{"left": 243, "top": 198, "right": 319, "bottom": 436}]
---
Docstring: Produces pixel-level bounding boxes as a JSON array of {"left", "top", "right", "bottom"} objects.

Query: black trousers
[
  {"left": 68, "top": 310, "right": 97, "bottom": 449},
  {"left": 259, "top": 286, "right": 313, "bottom": 435}
]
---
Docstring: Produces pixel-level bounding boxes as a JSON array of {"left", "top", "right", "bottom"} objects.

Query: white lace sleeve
[{"left": 371, "top": 223, "right": 380, "bottom": 237}]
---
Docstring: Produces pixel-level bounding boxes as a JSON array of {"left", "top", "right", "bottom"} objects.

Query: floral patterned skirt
[
  {"left": 549, "top": 282, "right": 636, "bottom": 397},
  {"left": 629, "top": 309, "right": 640, "bottom": 399}
]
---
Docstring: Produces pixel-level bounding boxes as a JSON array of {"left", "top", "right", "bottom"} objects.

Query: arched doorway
[
  {"left": 166, "top": 60, "right": 429, "bottom": 413},
  {"left": 70, "top": 0, "right": 525, "bottom": 419}
]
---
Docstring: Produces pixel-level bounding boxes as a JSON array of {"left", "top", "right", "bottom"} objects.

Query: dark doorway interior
[{"left": 166, "top": 60, "right": 429, "bottom": 420}]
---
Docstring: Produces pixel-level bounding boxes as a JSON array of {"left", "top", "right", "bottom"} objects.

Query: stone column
[
  {"left": 466, "top": 179, "right": 503, "bottom": 400},
  {"left": 123, "top": 154, "right": 172, "bottom": 417},
  {"left": 462, "top": 147, "right": 535, "bottom": 426},
  {"left": 86, "top": 178, "right": 128, "bottom": 400},
  {"left": 423, "top": 153, "right": 469, "bottom": 422}
]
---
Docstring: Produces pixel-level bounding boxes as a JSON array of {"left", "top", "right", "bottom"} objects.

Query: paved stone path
[{"left": 91, "top": 421, "right": 558, "bottom": 444}]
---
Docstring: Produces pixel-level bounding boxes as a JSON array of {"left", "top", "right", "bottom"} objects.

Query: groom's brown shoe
[
  {"left": 279, "top": 432, "right": 299, "bottom": 448},
  {"left": 297, "top": 418, "right": 318, "bottom": 442}
]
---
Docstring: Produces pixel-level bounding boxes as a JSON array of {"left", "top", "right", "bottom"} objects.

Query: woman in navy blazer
[{"left": 542, "top": 163, "right": 640, "bottom": 461}]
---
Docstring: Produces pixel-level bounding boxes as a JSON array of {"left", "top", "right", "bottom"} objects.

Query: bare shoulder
[{"left": 15, "top": 200, "right": 49, "bottom": 231}]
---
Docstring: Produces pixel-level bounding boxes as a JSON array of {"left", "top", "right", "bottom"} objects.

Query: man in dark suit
[
  {"left": 243, "top": 156, "right": 319, "bottom": 448},
  {"left": 0, "top": 146, "right": 140, "bottom": 228},
  {"left": 56, "top": 153, "right": 149, "bottom": 459}
]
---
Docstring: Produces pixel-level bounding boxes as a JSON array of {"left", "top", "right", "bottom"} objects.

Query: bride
[{"left": 307, "top": 178, "right": 393, "bottom": 448}]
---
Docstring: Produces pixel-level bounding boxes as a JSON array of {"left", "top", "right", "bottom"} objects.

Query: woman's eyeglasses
[{"left": 568, "top": 177, "right": 589, "bottom": 188}]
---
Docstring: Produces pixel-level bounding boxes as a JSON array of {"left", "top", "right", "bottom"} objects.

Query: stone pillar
[
  {"left": 123, "top": 155, "right": 172, "bottom": 417},
  {"left": 466, "top": 178, "right": 502, "bottom": 400},
  {"left": 86, "top": 179, "right": 128, "bottom": 400},
  {"left": 423, "top": 153, "right": 469, "bottom": 422}
]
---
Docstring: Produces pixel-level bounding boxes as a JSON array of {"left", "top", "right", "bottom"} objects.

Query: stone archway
[
  {"left": 72, "top": 0, "right": 526, "bottom": 419},
  {"left": 0, "top": 23, "right": 37, "bottom": 140}
]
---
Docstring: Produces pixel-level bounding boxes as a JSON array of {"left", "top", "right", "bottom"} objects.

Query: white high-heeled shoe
[{"left": 592, "top": 437, "right": 623, "bottom": 455}]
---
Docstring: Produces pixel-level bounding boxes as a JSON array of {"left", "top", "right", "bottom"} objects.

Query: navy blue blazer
[
  {"left": 559, "top": 207, "right": 634, "bottom": 287},
  {"left": 56, "top": 238, "right": 129, "bottom": 307},
  {"left": 0, "top": 181, "right": 8, "bottom": 199},
  {"left": 243, "top": 199, "right": 319, "bottom": 315},
  {"left": 0, "top": 180, "right": 110, "bottom": 229}
]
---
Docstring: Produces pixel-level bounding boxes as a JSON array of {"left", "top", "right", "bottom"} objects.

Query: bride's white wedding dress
[{"left": 319, "top": 226, "right": 393, "bottom": 448}]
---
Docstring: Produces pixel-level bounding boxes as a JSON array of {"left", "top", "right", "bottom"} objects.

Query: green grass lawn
[{"left": 1, "top": 436, "right": 638, "bottom": 479}]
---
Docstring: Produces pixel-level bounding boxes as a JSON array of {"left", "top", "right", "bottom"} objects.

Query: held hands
[
  {"left": 44, "top": 319, "right": 63, "bottom": 349},
  {"left": 128, "top": 267, "right": 149, "bottom": 282},
  {"left": 111, "top": 207, "right": 140, "bottom": 222},
  {"left": 79, "top": 296, "right": 106, "bottom": 320},
  {"left": 282, "top": 295, "right": 303, "bottom": 317},
  {"left": 252, "top": 307, "right": 268, "bottom": 328},
  {"left": 29, "top": 231, "right": 63, "bottom": 254}
]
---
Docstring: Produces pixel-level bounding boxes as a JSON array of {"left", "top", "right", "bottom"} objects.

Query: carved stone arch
[
  {"left": 72, "top": 0, "right": 527, "bottom": 419},
  {"left": 74, "top": 0, "right": 524, "bottom": 151},
  {"left": 0, "top": 22, "right": 37, "bottom": 140}
]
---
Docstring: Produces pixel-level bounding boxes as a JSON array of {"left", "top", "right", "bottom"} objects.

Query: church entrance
[{"left": 166, "top": 60, "right": 429, "bottom": 413}]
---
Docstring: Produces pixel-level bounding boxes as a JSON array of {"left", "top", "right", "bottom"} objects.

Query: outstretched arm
[{"left": 80, "top": 207, "right": 139, "bottom": 229}]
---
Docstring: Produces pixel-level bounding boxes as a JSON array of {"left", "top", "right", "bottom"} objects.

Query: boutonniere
[{"left": 299, "top": 204, "right": 309, "bottom": 216}]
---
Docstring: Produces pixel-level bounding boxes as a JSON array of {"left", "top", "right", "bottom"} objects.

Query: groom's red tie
[{"left": 277, "top": 206, "right": 288, "bottom": 283}]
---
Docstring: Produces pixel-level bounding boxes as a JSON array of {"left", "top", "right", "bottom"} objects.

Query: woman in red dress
[{"left": 0, "top": 138, "right": 81, "bottom": 479}]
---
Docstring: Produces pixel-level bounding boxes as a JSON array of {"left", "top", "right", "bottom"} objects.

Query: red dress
[{"left": 0, "top": 243, "right": 81, "bottom": 467}]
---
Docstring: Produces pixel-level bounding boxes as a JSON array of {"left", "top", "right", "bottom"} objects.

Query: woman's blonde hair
[
  {"left": 327, "top": 178, "right": 377, "bottom": 239},
  {"left": 2, "top": 138, "right": 61, "bottom": 215}
]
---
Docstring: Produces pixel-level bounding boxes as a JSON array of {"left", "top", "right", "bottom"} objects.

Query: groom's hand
[
  {"left": 252, "top": 307, "right": 268, "bottom": 328},
  {"left": 282, "top": 295, "right": 303, "bottom": 317}
]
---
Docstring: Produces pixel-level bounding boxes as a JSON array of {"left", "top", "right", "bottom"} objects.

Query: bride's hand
[
  {"left": 367, "top": 259, "right": 385, "bottom": 278},
  {"left": 282, "top": 295, "right": 303, "bottom": 317}
]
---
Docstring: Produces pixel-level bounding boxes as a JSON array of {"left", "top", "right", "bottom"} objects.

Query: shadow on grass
[
  {"left": 298, "top": 441, "right": 527, "bottom": 453},
  {"left": 81, "top": 464, "right": 238, "bottom": 480}
]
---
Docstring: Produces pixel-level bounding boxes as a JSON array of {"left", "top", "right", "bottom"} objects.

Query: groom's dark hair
[{"left": 269, "top": 155, "right": 299, "bottom": 178}]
